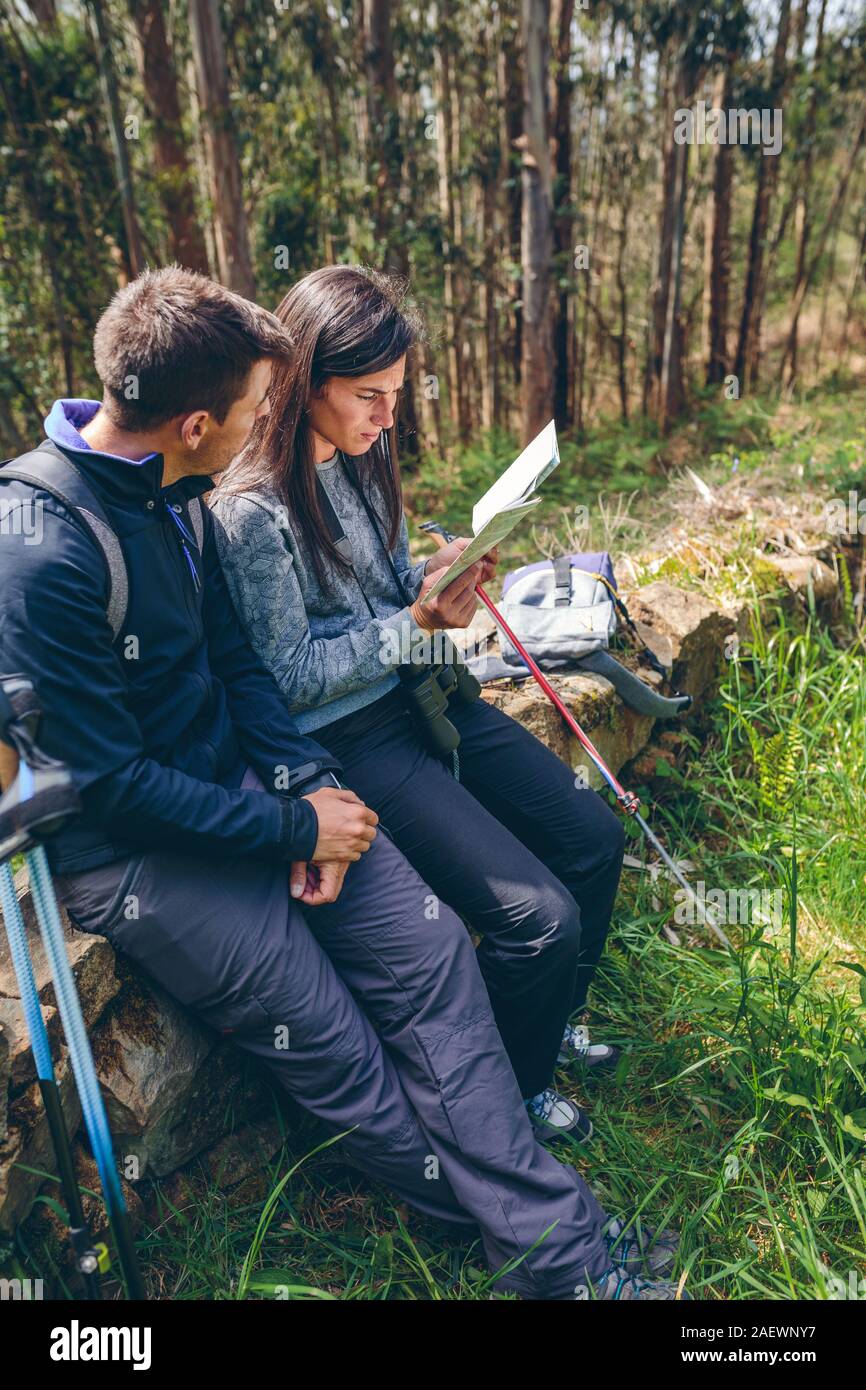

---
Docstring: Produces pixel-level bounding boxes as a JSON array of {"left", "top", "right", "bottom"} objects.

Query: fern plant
[
  {"left": 746, "top": 719, "right": 805, "bottom": 813},
  {"left": 838, "top": 553, "right": 856, "bottom": 627}
]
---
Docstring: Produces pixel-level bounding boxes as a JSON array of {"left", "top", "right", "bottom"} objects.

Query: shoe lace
[
  {"left": 526, "top": 1088, "right": 556, "bottom": 1121},
  {"left": 603, "top": 1216, "right": 638, "bottom": 1260},
  {"left": 581, "top": 1263, "right": 650, "bottom": 1300},
  {"left": 562, "top": 1022, "right": 590, "bottom": 1056}
]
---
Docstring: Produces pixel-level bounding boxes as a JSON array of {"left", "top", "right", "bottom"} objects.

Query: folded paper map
[{"left": 422, "top": 420, "right": 560, "bottom": 601}]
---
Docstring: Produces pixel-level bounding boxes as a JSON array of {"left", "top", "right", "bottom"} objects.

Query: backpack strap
[
  {"left": 548, "top": 554, "right": 669, "bottom": 680},
  {"left": 188, "top": 496, "right": 205, "bottom": 554},
  {"left": 314, "top": 474, "right": 355, "bottom": 567},
  {"left": 552, "top": 554, "right": 572, "bottom": 607},
  {"left": 0, "top": 442, "right": 129, "bottom": 641},
  {"left": 342, "top": 454, "right": 416, "bottom": 610}
]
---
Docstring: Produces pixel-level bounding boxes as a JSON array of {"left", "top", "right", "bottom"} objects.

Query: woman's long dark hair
[{"left": 217, "top": 265, "right": 424, "bottom": 590}]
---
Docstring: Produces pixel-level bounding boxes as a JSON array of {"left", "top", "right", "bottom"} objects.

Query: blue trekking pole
[
  {"left": 0, "top": 678, "right": 145, "bottom": 1299},
  {"left": 0, "top": 858, "right": 103, "bottom": 1298}
]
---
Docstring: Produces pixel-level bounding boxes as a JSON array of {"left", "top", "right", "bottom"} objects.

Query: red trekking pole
[{"left": 419, "top": 522, "right": 732, "bottom": 950}]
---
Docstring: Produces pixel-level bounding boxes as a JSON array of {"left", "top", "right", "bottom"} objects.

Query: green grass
[
  {"left": 6, "top": 382, "right": 866, "bottom": 1300},
  {"left": 32, "top": 598, "right": 853, "bottom": 1303},
  {"left": 404, "top": 375, "right": 866, "bottom": 586},
  {"left": 581, "top": 599, "right": 866, "bottom": 1300},
  {"left": 133, "top": 597, "right": 866, "bottom": 1303}
]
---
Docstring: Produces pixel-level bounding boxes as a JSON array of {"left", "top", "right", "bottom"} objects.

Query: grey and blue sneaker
[
  {"left": 572, "top": 1263, "right": 689, "bottom": 1300},
  {"left": 602, "top": 1215, "right": 680, "bottom": 1277},
  {"left": 526, "top": 1087, "right": 593, "bottom": 1142},
  {"left": 558, "top": 1022, "right": 621, "bottom": 1070}
]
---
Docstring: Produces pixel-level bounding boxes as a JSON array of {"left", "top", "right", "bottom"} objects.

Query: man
[{"left": 0, "top": 265, "right": 684, "bottom": 1300}]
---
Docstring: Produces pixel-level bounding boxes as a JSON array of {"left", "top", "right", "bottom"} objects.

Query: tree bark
[
  {"left": 702, "top": 62, "right": 734, "bottom": 384},
  {"left": 499, "top": 1, "right": 523, "bottom": 405},
  {"left": 733, "top": 0, "right": 792, "bottom": 391},
  {"left": 433, "top": 0, "right": 461, "bottom": 438},
  {"left": 783, "top": 106, "right": 866, "bottom": 330},
  {"left": 550, "top": 0, "right": 575, "bottom": 429},
  {"left": 26, "top": 0, "right": 57, "bottom": 27},
  {"left": 646, "top": 16, "right": 698, "bottom": 432},
  {"left": 519, "top": 0, "right": 554, "bottom": 443},
  {"left": 87, "top": 0, "right": 145, "bottom": 278},
  {"left": 781, "top": 0, "right": 828, "bottom": 387},
  {"left": 129, "top": 0, "right": 209, "bottom": 273},
  {"left": 841, "top": 195, "right": 866, "bottom": 354},
  {"left": 188, "top": 0, "right": 255, "bottom": 297},
  {"left": 784, "top": 105, "right": 866, "bottom": 368},
  {"left": 360, "top": 0, "right": 420, "bottom": 452},
  {"left": 475, "top": 10, "right": 500, "bottom": 435},
  {"left": 362, "top": 0, "right": 399, "bottom": 264}
]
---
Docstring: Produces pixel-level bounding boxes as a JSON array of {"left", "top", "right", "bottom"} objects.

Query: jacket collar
[{"left": 43, "top": 399, "right": 213, "bottom": 505}]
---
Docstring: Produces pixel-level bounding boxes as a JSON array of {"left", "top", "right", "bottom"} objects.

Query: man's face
[
  {"left": 308, "top": 357, "right": 406, "bottom": 458},
  {"left": 181, "top": 358, "right": 273, "bottom": 475}
]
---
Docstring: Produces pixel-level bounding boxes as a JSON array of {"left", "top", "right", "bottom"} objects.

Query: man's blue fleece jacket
[{"left": 0, "top": 399, "right": 341, "bottom": 873}]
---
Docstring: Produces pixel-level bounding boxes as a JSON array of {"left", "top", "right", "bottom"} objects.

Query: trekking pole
[
  {"left": 0, "top": 680, "right": 146, "bottom": 1298},
  {"left": 0, "top": 856, "right": 102, "bottom": 1299},
  {"left": 419, "top": 523, "right": 732, "bottom": 950}
]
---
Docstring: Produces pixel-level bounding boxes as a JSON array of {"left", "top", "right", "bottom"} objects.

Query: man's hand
[
  {"left": 412, "top": 563, "right": 482, "bottom": 631},
  {"left": 290, "top": 860, "right": 348, "bottom": 905},
  {"left": 301, "top": 786, "right": 378, "bottom": 861},
  {"left": 424, "top": 538, "right": 499, "bottom": 585}
]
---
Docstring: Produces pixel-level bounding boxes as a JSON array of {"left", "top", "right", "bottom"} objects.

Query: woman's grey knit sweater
[{"left": 210, "top": 451, "right": 430, "bottom": 733}]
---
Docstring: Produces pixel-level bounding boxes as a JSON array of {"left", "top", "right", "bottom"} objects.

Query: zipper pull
[{"left": 182, "top": 541, "right": 202, "bottom": 593}]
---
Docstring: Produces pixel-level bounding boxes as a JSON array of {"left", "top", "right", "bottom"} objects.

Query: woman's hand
[
  {"left": 423, "top": 537, "right": 471, "bottom": 576},
  {"left": 411, "top": 563, "right": 482, "bottom": 631},
  {"left": 477, "top": 544, "right": 499, "bottom": 584},
  {"left": 423, "top": 539, "right": 499, "bottom": 584}
]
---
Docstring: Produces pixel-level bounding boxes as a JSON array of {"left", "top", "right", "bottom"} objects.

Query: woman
[{"left": 211, "top": 266, "right": 626, "bottom": 1140}]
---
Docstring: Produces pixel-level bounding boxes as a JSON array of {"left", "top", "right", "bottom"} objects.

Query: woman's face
[{"left": 308, "top": 355, "right": 406, "bottom": 461}]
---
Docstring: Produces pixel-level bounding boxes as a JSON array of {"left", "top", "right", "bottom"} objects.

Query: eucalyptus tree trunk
[
  {"left": 188, "top": 0, "right": 255, "bottom": 297},
  {"left": 498, "top": 1, "right": 523, "bottom": 411},
  {"left": 550, "top": 0, "right": 575, "bottom": 429},
  {"left": 88, "top": 0, "right": 145, "bottom": 277},
  {"left": 734, "top": 0, "right": 792, "bottom": 390},
  {"left": 782, "top": 0, "right": 828, "bottom": 387},
  {"left": 433, "top": 0, "right": 461, "bottom": 437},
  {"left": 702, "top": 62, "right": 734, "bottom": 384},
  {"left": 361, "top": 0, "right": 420, "bottom": 453},
  {"left": 129, "top": 0, "right": 209, "bottom": 272},
  {"left": 519, "top": 0, "right": 554, "bottom": 443},
  {"left": 646, "top": 7, "right": 700, "bottom": 431}
]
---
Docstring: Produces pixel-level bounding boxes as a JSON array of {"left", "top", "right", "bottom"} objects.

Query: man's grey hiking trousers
[{"left": 54, "top": 769, "right": 611, "bottom": 1300}]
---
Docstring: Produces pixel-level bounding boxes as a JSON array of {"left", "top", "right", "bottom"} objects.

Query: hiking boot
[
  {"left": 602, "top": 1215, "right": 680, "bottom": 1277},
  {"left": 526, "top": 1087, "right": 593, "bottom": 1142},
  {"left": 558, "top": 1022, "right": 621, "bottom": 1071},
  {"left": 572, "top": 1263, "right": 689, "bottom": 1301}
]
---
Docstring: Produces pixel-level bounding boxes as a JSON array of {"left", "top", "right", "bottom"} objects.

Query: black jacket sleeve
[{"left": 0, "top": 496, "right": 322, "bottom": 863}]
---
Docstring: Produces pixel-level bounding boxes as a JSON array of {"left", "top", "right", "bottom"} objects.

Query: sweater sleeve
[
  {"left": 212, "top": 492, "right": 429, "bottom": 714},
  {"left": 392, "top": 510, "right": 429, "bottom": 600}
]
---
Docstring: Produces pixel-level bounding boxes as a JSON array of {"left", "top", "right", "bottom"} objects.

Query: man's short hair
[{"left": 92, "top": 265, "right": 295, "bottom": 431}]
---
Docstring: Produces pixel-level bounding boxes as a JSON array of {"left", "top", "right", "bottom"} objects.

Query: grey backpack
[
  {"left": 472, "top": 550, "right": 692, "bottom": 719},
  {"left": 499, "top": 553, "right": 618, "bottom": 666}
]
